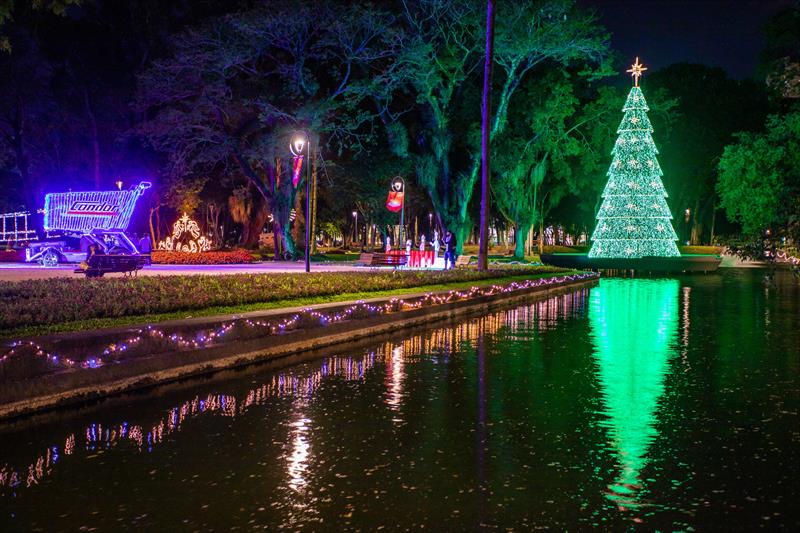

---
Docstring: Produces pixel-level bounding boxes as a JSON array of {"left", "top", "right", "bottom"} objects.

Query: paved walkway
[{"left": 0, "top": 261, "right": 362, "bottom": 281}]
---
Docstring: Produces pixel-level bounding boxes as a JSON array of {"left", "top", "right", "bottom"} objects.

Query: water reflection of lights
[
  {"left": 0, "top": 288, "right": 591, "bottom": 494},
  {"left": 385, "top": 346, "right": 405, "bottom": 422},
  {"left": 681, "top": 286, "right": 691, "bottom": 355},
  {"left": 287, "top": 411, "right": 311, "bottom": 493},
  {"left": 588, "top": 279, "right": 680, "bottom": 510}
]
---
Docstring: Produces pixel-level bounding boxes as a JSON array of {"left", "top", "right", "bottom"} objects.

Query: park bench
[
  {"left": 356, "top": 253, "right": 374, "bottom": 266},
  {"left": 75, "top": 254, "right": 148, "bottom": 278},
  {"left": 369, "top": 252, "right": 407, "bottom": 267},
  {"left": 454, "top": 255, "right": 472, "bottom": 268}
]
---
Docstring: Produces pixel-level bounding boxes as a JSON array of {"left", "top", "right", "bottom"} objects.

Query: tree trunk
[
  {"left": 246, "top": 195, "right": 269, "bottom": 248},
  {"left": 538, "top": 217, "right": 544, "bottom": 255},
  {"left": 709, "top": 201, "right": 717, "bottom": 244},
  {"left": 292, "top": 185, "right": 304, "bottom": 248},
  {"left": 273, "top": 221, "right": 283, "bottom": 260},
  {"left": 149, "top": 206, "right": 159, "bottom": 247},
  {"left": 282, "top": 223, "right": 296, "bottom": 259},
  {"left": 513, "top": 222, "right": 531, "bottom": 259},
  {"left": 155, "top": 206, "right": 161, "bottom": 243},
  {"left": 477, "top": 0, "right": 495, "bottom": 271}
]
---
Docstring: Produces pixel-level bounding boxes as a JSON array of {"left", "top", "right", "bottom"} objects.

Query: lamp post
[
  {"left": 290, "top": 131, "right": 311, "bottom": 272},
  {"left": 352, "top": 210, "right": 358, "bottom": 248}
]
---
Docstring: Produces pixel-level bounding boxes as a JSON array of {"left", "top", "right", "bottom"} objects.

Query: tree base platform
[{"left": 540, "top": 253, "right": 722, "bottom": 273}]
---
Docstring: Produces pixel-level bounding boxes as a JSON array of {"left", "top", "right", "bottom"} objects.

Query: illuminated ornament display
[
  {"left": 589, "top": 58, "right": 680, "bottom": 259},
  {"left": 589, "top": 279, "right": 679, "bottom": 507},
  {"left": 43, "top": 181, "right": 151, "bottom": 233},
  {"left": 157, "top": 213, "right": 211, "bottom": 253},
  {"left": 626, "top": 56, "right": 647, "bottom": 87}
]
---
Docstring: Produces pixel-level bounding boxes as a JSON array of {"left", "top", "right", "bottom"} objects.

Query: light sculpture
[
  {"left": 589, "top": 58, "right": 680, "bottom": 259},
  {"left": 158, "top": 213, "right": 211, "bottom": 253}
]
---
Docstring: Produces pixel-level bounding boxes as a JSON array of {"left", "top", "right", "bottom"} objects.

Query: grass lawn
[{"left": 1, "top": 268, "right": 573, "bottom": 340}]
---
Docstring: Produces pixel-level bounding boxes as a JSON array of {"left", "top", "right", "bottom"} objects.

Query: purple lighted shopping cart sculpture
[{"left": 27, "top": 182, "right": 151, "bottom": 276}]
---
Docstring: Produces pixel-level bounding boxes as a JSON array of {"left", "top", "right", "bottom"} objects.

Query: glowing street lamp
[
  {"left": 290, "top": 131, "right": 312, "bottom": 272},
  {"left": 115, "top": 180, "right": 123, "bottom": 191}
]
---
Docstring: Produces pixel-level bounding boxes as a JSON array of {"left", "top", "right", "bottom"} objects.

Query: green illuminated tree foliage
[
  {"left": 589, "top": 86, "right": 680, "bottom": 258},
  {"left": 388, "top": 0, "right": 609, "bottom": 253},
  {"left": 717, "top": 111, "right": 800, "bottom": 239}
]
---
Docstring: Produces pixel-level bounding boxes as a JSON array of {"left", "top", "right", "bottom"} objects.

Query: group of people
[{"left": 385, "top": 228, "right": 458, "bottom": 269}]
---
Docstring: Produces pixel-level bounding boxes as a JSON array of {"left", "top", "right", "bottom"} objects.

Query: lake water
[{"left": 1, "top": 269, "right": 798, "bottom": 531}]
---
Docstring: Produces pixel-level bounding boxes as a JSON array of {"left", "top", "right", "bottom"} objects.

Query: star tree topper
[{"left": 626, "top": 57, "right": 647, "bottom": 87}]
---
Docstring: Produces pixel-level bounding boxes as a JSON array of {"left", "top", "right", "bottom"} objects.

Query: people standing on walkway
[{"left": 444, "top": 231, "right": 457, "bottom": 270}]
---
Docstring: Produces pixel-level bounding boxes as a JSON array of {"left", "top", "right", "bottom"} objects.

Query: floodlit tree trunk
[
  {"left": 538, "top": 217, "right": 544, "bottom": 256},
  {"left": 514, "top": 222, "right": 531, "bottom": 260},
  {"left": 149, "top": 206, "right": 159, "bottom": 247},
  {"left": 243, "top": 192, "right": 269, "bottom": 249},
  {"left": 273, "top": 221, "right": 283, "bottom": 261},
  {"left": 478, "top": 0, "right": 495, "bottom": 271},
  {"left": 690, "top": 197, "right": 701, "bottom": 245}
]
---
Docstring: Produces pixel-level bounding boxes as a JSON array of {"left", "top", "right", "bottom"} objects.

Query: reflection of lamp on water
[
  {"left": 588, "top": 278, "right": 679, "bottom": 509},
  {"left": 287, "top": 403, "right": 311, "bottom": 493},
  {"left": 384, "top": 345, "right": 405, "bottom": 423}
]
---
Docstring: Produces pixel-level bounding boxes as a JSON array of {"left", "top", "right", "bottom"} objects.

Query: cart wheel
[{"left": 41, "top": 250, "right": 59, "bottom": 268}]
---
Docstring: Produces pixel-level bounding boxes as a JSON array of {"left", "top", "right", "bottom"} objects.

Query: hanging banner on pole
[
  {"left": 292, "top": 156, "right": 304, "bottom": 188},
  {"left": 386, "top": 176, "right": 404, "bottom": 213}
]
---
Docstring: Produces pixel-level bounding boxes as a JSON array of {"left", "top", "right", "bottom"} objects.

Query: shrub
[
  {"left": 151, "top": 249, "right": 256, "bottom": 264},
  {"left": 0, "top": 267, "right": 566, "bottom": 332}
]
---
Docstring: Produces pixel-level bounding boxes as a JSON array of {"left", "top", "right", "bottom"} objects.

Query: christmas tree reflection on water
[{"left": 588, "top": 278, "right": 679, "bottom": 509}]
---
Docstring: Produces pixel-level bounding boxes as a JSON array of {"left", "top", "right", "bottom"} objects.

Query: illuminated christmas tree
[{"left": 589, "top": 58, "right": 680, "bottom": 258}]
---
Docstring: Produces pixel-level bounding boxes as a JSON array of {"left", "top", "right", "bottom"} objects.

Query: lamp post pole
[
  {"left": 352, "top": 210, "right": 358, "bottom": 248},
  {"left": 304, "top": 140, "right": 312, "bottom": 272},
  {"left": 291, "top": 132, "right": 312, "bottom": 272}
]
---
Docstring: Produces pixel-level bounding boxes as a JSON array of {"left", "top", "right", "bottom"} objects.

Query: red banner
[
  {"left": 386, "top": 190, "right": 404, "bottom": 212},
  {"left": 292, "top": 156, "right": 304, "bottom": 188}
]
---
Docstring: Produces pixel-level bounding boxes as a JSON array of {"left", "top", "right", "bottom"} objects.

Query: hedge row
[
  {"left": 0, "top": 267, "right": 565, "bottom": 331},
  {"left": 151, "top": 249, "right": 256, "bottom": 264}
]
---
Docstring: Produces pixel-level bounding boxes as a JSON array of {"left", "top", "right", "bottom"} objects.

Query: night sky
[{"left": 583, "top": 0, "right": 794, "bottom": 78}]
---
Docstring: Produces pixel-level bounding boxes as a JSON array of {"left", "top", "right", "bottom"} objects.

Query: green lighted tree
[
  {"left": 717, "top": 111, "right": 800, "bottom": 240},
  {"left": 387, "top": 0, "right": 609, "bottom": 253},
  {"left": 589, "top": 60, "right": 680, "bottom": 258}
]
